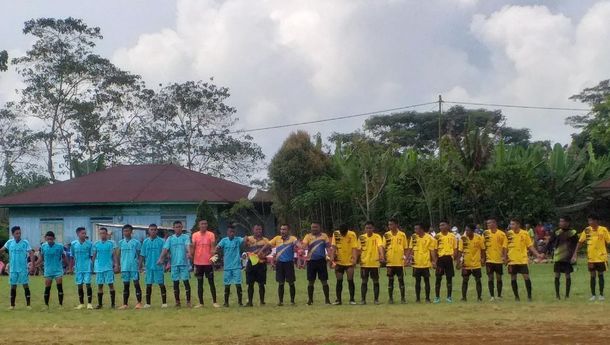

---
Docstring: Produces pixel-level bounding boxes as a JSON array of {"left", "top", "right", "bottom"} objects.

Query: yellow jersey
[
  {"left": 483, "top": 229, "right": 508, "bottom": 264},
  {"left": 435, "top": 232, "right": 457, "bottom": 257},
  {"left": 409, "top": 233, "right": 437, "bottom": 268},
  {"left": 331, "top": 230, "right": 358, "bottom": 266},
  {"left": 506, "top": 229, "right": 532, "bottom": 265},
  {"left": 358, "top": 233, "right": 384, "bottom": 268},
  {"left": 383, "top": 230, "right": 408, "bottom": 267},
  {"left": 245, "top": 236, "right": 270, "bottom": 263},
  {"left": 579, "top": 226, "right": 610, "bottom": 263},
  {"left": 459, "top": 234, "right": 485, "bottom": 269}
]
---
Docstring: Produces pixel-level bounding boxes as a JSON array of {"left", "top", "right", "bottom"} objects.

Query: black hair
[
  {"left": 11, "top": 226, "right": 21, "bottom": 234},
  {"left": 364, "top": 221, "right": 375, "bottom": 227},
  {"left": 465, "top": 224, "right": 476, "bottom": 231},
  {"left": 45, "top": 231, "right": 55, "bottom": 238},
  {"left": 76, "top": 227, "right": 86, "bottom": 234},
  {"left": 439, "top": 219, "right": 449, "bottom": 224},
  {"left": 99, "top": 227, "right": 108, "bottom": 232},
  {"left": 122, "top": 224, "right": 133, "bottom": 231},
  {"left": 413, "top": 223, "right": 428, "bottom": 232},
  {"left": 510, "top": 218, "right": 522, "bottom": 225},
  {"left": 388, "top": 218, "right": 399, "bottom": 224},
  {"left": 280, "top": 223, "right": 290, "bottom": 228},
  {"left": 560, "top": 216, "right": 571, "bottom": 223},
  {"left": 587, "top": 213, "right": 600, "bottom": 221},
  {"left": 173, "top": 220, "right": 183, "bottom": 226},
  {"left": 149, "top": 223, "right": 158, "bottom": 228},
  {"left": 310, "top": 221, "right": 321, "bottom": 226},
  {"left": 227, "top": 223, "right": 235, "bottom": 230}
]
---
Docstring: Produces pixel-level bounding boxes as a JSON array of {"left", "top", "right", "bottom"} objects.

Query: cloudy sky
[{"left": 2, "top": 0, "right": 610, "bottom": 162}]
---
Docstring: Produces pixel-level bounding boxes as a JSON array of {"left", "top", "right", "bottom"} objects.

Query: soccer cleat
[
  {"left": 118, "top": 305, "right": 129, "bottom": 310},
  {"left": 222, "top": 303, "right": 229, "bottom": 308},
  {"left": 134, "top": 303, "right": 143, "bottom": 309},
  {"left": 143, "top": 304, "right": 151, "bottom": 309},
  {"left": 185, "top": 302, "right": 192, "bottom": 308},
  {"left": 589, "top": 296, "right": 597, "bottom": 302},
  {"left": 373, "top": 300, "right": 380, "bottom": 305},
  {"left": 332, "top": 301, "right": 342, "bottom": 306},
  {"left": 460, "top": 298, "right": 467, "bottom": 302},
  {"left": 349, "top": 300, "right": 357, "bottom": 305},
  {"left": 260, "top": 301, "right": 266, "bottom": 306},
  {"left": 95, "top": 305, "right": 103, "bottom": 310},
  {"left": 401, "top": 299, "right": 407, "bottom": 304},
  {"left": 75, "top": 304, "right": 85, "bottom": 310},
  {"left": 245, "top": 302, "right": 253, "bottom": 307},
  {"left": 175, "top": 303, "right": 181, "bottom": 308},
  {"left": 515, "top": 297, "right": 520, "bottom": 302},
  {"left": 527, "top": 298, "right": 532, "bottom": 302},
  {"left": 359, "top": 300, "right": 366, "bottom": 305},
  {"left": 212, "top": 303, "right": 221, "bottom": 308},
  {"left": 290, "top": 302, "right": 296, "bottom": 306},
  {"left": 161, "top": 304, "right": 168, "bottom": 308},
  {"left": 307, "top": 301, "right": 314, "bottom": 306},
  {"left": 433, "top": 297, "right": 441, "bottom": 304},
  {"left": 446, "top": 297, "right": 453, "bottom": 303},
  {"left": 477, "top": 298, "right": 482, "bottom": 302},
  {"left": 425, "top": 299, "right": 432, "bottom": 304},
  {"left": 277, "top": 302, "right": 284, "bottom": 307},
  {"left": 489, "top": 297, "right": 496, "bottom": 302},
  {"left": 599, "top": 296, "right": 605, "bottom": 301},
  {"left": 194, "top": 304, "right": 204, "bottom": 309},
  {"left": 86, "top": 304, "right": 93, "bottom": 310},
  {"left": 8, "top": 306, "right": 15, "bottom": 311},
  {"left": 325, "top": 300, "right": 332, "bottom": 305},
  {"left": 26, "top": 306, "right": 32, "bottom": 310},
  {"left": 388, "top": 299, "right": 394, "bottom": 305}
]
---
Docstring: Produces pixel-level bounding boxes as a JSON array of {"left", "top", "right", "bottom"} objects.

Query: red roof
[{"left": 0, "top": 164, "right": 267, "bottom": 206}]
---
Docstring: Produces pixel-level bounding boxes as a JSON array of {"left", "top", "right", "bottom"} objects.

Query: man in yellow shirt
[
  {"left": 457, "top": 224, "right": 486, "bottom": 302},
  {"left": 300, "top": 221, "right": 331, "bottom": 305},
  {"left": 408, "top": 223, "right": 437, "bottom": 303},
  {"left": 330, "top": 224, "right": 358, "bottom": 305},
  {"left": 358, "top": 221, "right": 385, "bottom": 305},
  {"left": 384, "top": 218, "right": 408, "bottom": 304},
  {"left": 571, "top": 214, "right": 610, "bottom": 301},
  {"left": 507, "top": 219, "right": 544, "bottom": 301},
  {"left": 434, "top": 220, "right": 458, "bottom": 303},
  {"left": 483, "top": 218, "right": 507, "bottom": 301}
]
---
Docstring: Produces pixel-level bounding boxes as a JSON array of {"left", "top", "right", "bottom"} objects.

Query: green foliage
[
  {"left": 568, "top": 80, "right": 610, "bottom": 156},
  {"left": 192, "top": 201, "right": 218, "bottom": 232}
]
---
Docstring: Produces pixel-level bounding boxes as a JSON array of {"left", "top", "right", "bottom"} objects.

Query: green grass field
[{"left": 1, "top": 261, "right": 609, "bottom": 344}]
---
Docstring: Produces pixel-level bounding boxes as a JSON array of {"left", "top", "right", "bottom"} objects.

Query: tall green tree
[{"left": 567, "top": 80, "right": 610, "bottom": 156}]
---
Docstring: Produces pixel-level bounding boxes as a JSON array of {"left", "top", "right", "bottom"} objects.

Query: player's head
[
  {"left": 148, "top": 223, "right": 158, "bottom": 238},
  {"left": 173, "top": 220, "right": 184, "bottom": 234},
  {"left": 465, "top": 224, "right": 475, "bottom": 236},
  {"left": 279, "top": 223, "right": 290, "bottom": 237},
  {"left": 559, "top": 216, "right": 571, "bottom": 229},
  {"left": 253, "top": 224, "right": 263, "bottom": 237},
  {"left": 486, "top": 218, "right": 497, "bottom": 230},
  {"left": 364, "top": 221, "right": 375, "bottom": 234},
  {"left": 76, "top": 227, "right": 87, "bottom": 240},
  {"left": 414, "top": 223, "right": 426, "bottom": 235},
  {"left": 338, "top": 223, "right": 349, "bottom": 236},
  {"left": 439, "top": 220, "right": 450, "bottom": 233},
  {"left": 310, "top": 221, "right": 321, "bottom": 235},
  {"left": 199, "top": 219, "right": 208, "bottom": 231},
  {"left": 587, "top": 213, "right": 600, "bottom": 227},
  {"left": 388, "top": 218, "right": 398, "bottom": 231},
  {"left": 99, "top": 227, "right": 109, "bottom": 240},
  {"left": 122, "top": 224, "right": 133, "bottom": 238},
  {"left": 509, "top": 218, "right": 521, "bottom": 231},
  {"left": 227, "top": 224, "right": 236, "bottom": 239},
  {"left": 45, "top": 230, "right": 55, "bottom": 244},
  {"left": 11, "top": 226, "right": 22, "bottom": 239}
]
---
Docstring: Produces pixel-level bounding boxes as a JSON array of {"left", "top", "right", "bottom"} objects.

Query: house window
[{"left": 40, "top": 218, "right": 64, "bottom": 244}]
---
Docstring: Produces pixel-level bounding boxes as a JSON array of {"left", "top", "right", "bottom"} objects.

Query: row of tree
[{"left": 269, "top": 82, "right": 610, "bottom": 234}]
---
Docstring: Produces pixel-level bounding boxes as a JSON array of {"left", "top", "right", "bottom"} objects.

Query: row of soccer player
[{"left": 1, "top": 215, "right": 609, "bottom": 309}]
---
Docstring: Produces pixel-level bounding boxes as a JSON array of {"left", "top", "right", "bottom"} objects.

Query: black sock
[
  {"left": 348, "top": 280, "right": 355, "bottom": 301},
  {"left": 415, "top": 277, "right": 421, "bottom": 301},
  {"left": 258, "top": 283, "right": 265, "bottom": 304},
  {"left": 174, "top": 281, "right": 181, "bottom": 303},
  {"left": 278, "top": 283, "right": 285, "bottom": 304},
  {"left": 435, "top": 276, "right": 442, "bottom": 298},
  {"left": 160, "top": 285, "right": 167, "bottom": 304},
  {"left": 525, "top": 279, "right": 532, "bottom": 299},
  {"left": 554, "top": 277, "right": 560, "bottom": 298},
  {"left": 289, "top": 283, "right": 296, "bottom": 303},
  {"left": 488, "top": 280, "right": 495, "bottom": 297},
  {"left": 398, "top": 277, "right": 405, "bottom": 301},
  {"left": 208, "top": 276, "right": 217, "bottom": 303},
  {"left": 336, "top": 279, "right": 343, "bottom": 302},
  {"left": 322, "top": 283, "right": 330, "bottom": 303},
  {"left": 447, "top": 277, "right": 453, "bottom": 298},
  {"left": 361, "top": 280, "right": 368, "bottom": 302},
  {"left": 146, "top": 285, "right": 152, "bottom": 305},
  {"left": 44, "top": 286, "right": 51, "bottom": 306},
  {"left": 424, "top": 276, "right": 431, "bottom": 300},
  {"left": 247, "top": 283, "right": 254, "bottom": 304},
  {"left": 565, "top": 278, "right": 571, "bottom": 298},
  {"left": 134, "top": 282, "right": 142, "bottom": 303},
  {"left": 373, "top": 282, "right": 380, "bottom": 301},
  {"left": 57, "top": 284, "right": 63, "bottom": 305},
  {"left": 462, "top": 279, "right": 468, "bottom": 300},
  {"left": 497, "top": 280, "right": 503, "bottom": 297},
  {"left": 197, "top": 277, "right": 204, "bottom": 305},
  {"left": 110, "top": 289, "right": 116, "bottom": 307},
  {"left": 388, "top": 278, "right": 394, "bottom": 300},
  {"left": 475, "top": 278, "right": 482, "bottom": 300},
  {"left": 86, "top": 285, "right": 92, "bottom": 304},
  {"left": 78, "top": 285, "right": 85, "bottom": 304},
  {"left": 590, "top": 276, "right": 596, "bottom": 296},
  {"left": 123, "top": 282, "right": 130, "bottom": 305},
  {"left": 24, "top": 285, "right": 31, "bottom": 306},
  {"left": 97, "top": 292, "right": 103, "bottom": 306},
  {"left": 511, "top": 280, "right": 519, "bottom": 299},
  {"left": 236, "top": 285, "right": 243, "bottom": 305},
  {"left": 307, "top": 283, "right": 314, "bottom": 303},
  {"left": 599, "top": 274, "right": 605, "bottom": 296},
  {"left": 224, "top": 285, "right": 230, "bottom": 305},
  {"left": 184, "top": 280, "right": 191, "bottom": 303},
  {"left": 10, "top": 287, "right": 16, "bottom": 307}
]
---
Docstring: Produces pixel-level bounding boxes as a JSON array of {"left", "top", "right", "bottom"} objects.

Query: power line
[
  {"left": 443, "top": 100, "right": 590, "bottom": 112},
  {"left": 229, "top": 101, "right": 438, "bottom": 134}
]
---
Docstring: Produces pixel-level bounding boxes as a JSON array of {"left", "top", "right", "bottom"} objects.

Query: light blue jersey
[
  {"left": 2, "top": 239, "right": 32, "bottom": 273},
  {"left": 119, "top": 238, "right": 141, "bottom": 272},
  {"left": 41, "top": 242, "right": 64, "bottom": 278},
  {"left": 217, "top": 236, "right": 244, "bottom": 270},
  {"left": 93, "top": 240, "right": 116, "bottom": 273},
  {"left": 70, "top": 239, "right": 92, "bottom": 273},
  {"left": 141, "top": 237, "right": 165, "bottom": 272},
  {"left": 163, "top": 233, "right": 191, "bottom": 267}
]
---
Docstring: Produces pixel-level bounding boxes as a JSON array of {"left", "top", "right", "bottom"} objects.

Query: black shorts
[
  {"left": 246, "top": 262, "right": 267, "bottom": 285},
  {"left": 306, "top": 259, "right": 328, "bottom": 281},
  {"left": 386, "top": 266, "right": 404, "bottom": 277},
  {"left": 486, "top": 263, "right": 504, "bottom": 275},
  {"left": 276, "top": 261, "right": 296, "bottom": 283},
  {"left": 554, "top": 262, "right": 574, "bottom": 274},
  {"left": 195, "top": 265, "right": 214, "bottom": 279},
  {"left": 462, "top": 268, "right": 482, "bottom": 279},
  {"left": 360, "top": 267, "right": 380, "bottom": 280},
  {"left": 508, "top": 264, "right": 529, "bottom": 275},
  {"left": 436, "top": 256, "right": 454, "bottom": 277},
  {"left": 588, "top": 262, "right": 607, "bottom": 272},
  {"left": 335, "top": 264, "right": 353, "bottom": 274},
  {"left": 412, "top": 268, "right": 430, "bottom": 278}
]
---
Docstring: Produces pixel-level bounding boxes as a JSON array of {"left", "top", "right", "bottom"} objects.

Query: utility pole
[{"left": 437, "top": 94, "right": 443, "bottom": 145}]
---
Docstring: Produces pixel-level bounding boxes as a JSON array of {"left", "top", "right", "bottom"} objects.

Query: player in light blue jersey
[
  {"left": 158, "top": 220, "right": 192, "bottom": 307},
  {"left": 70, "top": 227, "right": 93, "bottom": 310},
  {"left": 92, "top": 227, "right": 117, "bottom": 309},
  {"left": 118, "top": 224, "right": 143, "bottom": 310},
  {"left": 140, "top": 224, "right": 167, "bottom": 308},
  {"left": 216, "top": 224, "right": 245, "bottom": 307},
  {"left": 38, "top": 231, "right": 67, "bottom": 308},
  {"left": 0, "top": 226, "right": 34, "bottom": 309}
]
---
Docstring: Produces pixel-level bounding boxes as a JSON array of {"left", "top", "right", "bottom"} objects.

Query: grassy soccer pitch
[{"left": 0, "top": 261, "right": 609, "bottom": 345}]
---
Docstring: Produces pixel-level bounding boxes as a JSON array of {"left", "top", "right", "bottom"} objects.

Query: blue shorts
[
  {"left": 223, "top": 268, "right": 242, "bottom": 285},
  {"left": 145, "top": 270, "right": 165, "bottom": 285},
  {"left": 75, "top": 272, "right": 92, "bottom": 285},
  {"left": 121, "top": 271, "right": 140, "bottom": 282},
  {"left": 96, "top": 271, "right": 115, "bottom": 285},
  {"left": 9, "top": 272, "right": 29, "bottom": 285},
  {"left": 44, "top": 272, "right": 64, "bottom": 280},
  {"left": 171, "top": 265, "right": 190, "bottom": 281}
]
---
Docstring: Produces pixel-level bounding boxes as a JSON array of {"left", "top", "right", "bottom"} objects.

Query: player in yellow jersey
[
  {"left": 408, "top": 223, "right": 437, "bottom": 303},
  {"left": 457, "top": 225, "right": 486, "bottom": 302},
  {"left": 433, "top": 220, "right": 458, "bottom": 303},
  {"left": 384, "top": 219, "right": 408, "bottom": 304},
  {"left": 330, "top": 224, "right": 358, "bottom": 305},
  {"left": 571, "top": 214, "right": 610, "bottom": 301},
  {"left": 507, "top": 219, "right": 544, "bottom": 301},
  {"left": 358, "top": 221, "right": 385, "bottom": 305},
  {"left": 483, "top": 218, "right": 507, "bottom": 301}
]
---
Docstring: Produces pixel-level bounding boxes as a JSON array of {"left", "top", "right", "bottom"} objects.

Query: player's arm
[
  {"left": 527, "top": 245, "right": 543, "bottom": 259},
  {"left": 157, "top": 248, "right": 169, "bottom": 265},
  {"left": 377, "top": 240, "right": 385, "bottom": 263},
  {"left": 113, "top": 246, "right": 120, "bottom": 273},
  {"left": 430, "top": 249, "right": 437, "bottom": 269},
  {"left": 62, "top": 251, "right": 68, "bottom": 268},
  {"left": 456, "top": 242, "right": 463, "bottom": 269},
  {"left": 571, "top": 237, "right": 585, "bottom": 263}
]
